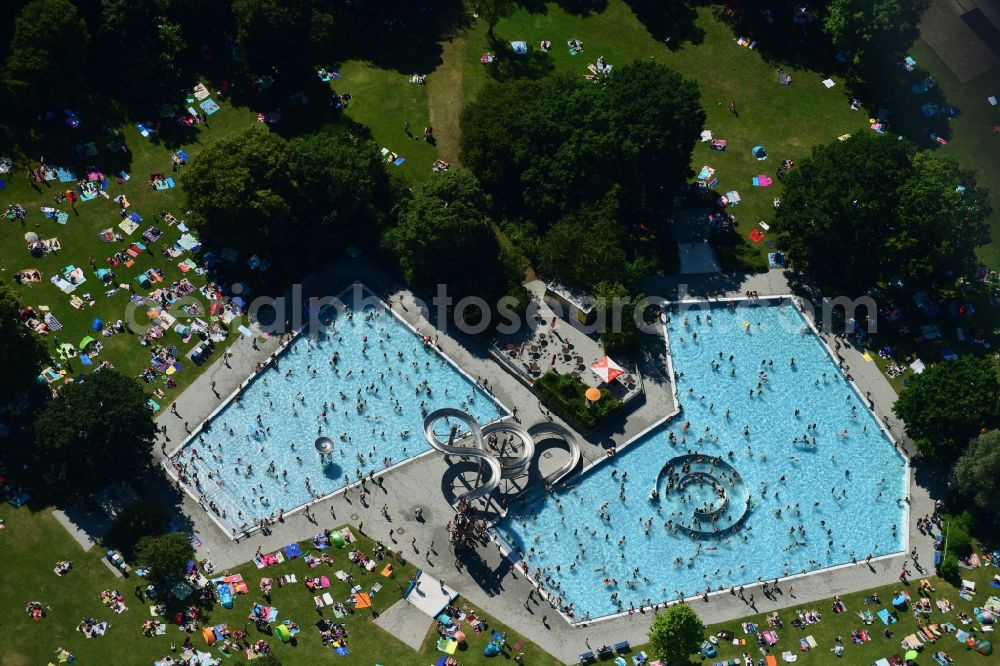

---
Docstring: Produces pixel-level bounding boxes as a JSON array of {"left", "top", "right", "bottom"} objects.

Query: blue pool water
[
  {"left": 173, "top": 287, "right": 506, "bottom": 532},
  {"left": 494, "top": 299, "right": 907, "bottom": 621}
]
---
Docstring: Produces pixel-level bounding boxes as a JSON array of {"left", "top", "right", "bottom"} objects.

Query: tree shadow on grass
[
  {"left": 845, "top": 48, "right": 957, "bottom": 147},
  {"left": 332, "top": 0, "right": 471, "bottom": 75},
  {"left": 622, "top": 0, "right": 705, "bottom": 48},
  {"left": 711, "top": 0, "right": 836, "bottom": 70},
  {"left": 486, "top": 37, "right": 556, "bottom": 81},
  {"left": 552, "top": 0, "right": 610, "bottom": 16}
]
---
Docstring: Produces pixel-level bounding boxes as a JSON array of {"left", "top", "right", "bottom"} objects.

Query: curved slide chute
[
  {"left": 526, "top": 422, "right": 581, "bottom": 488},
  {"left": 424, "top": 408, "right": 504, "bottom": 503},
  {"left": 424, "top": 408, "right": 582, "bottom": 504}
]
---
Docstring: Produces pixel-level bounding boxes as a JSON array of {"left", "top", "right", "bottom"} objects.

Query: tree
[
  {"left": 4, "top": 0, "right": 89, "bottom": 108},
  {"left": 382, "top": 170, "right": 518, "bottom": 306},
  {"left": 292, "top": 129, "right": 393, "bottom": 251},
  {"left": 32, "top": 370, "right": 157, "bottom": 500},
  {"left": 892, "top": 356, "right": 1000, "bottom": 460},
  {"left": 594, "top": 281, "right": 644, "bottom": 356},
  {"left": 232, "top": 0, "right": 334, "bottom": 71},
  {"left": 460, "top": 62, "right": 704, "bottom": 227},
  {"left": 648, "top": 604, "right": 704, "bottom": 664},
  {"left": 537, "top": 197, "right": 648, "bottom": 293},
  {"left": 0, "top": 284, "right": 50, "bottom": 407},
  {"left": 184, "top": 126, "right": 301, "bottom": 266},
  {"left": 823, "top": 0, "right": 928, "bottom": 79},
  {"left": 98, "top": 0, "right": 187, "bottom": 103},
  {"left": 134, "top": 533, "right": 195, "bottom": 589},
  {"left": 776, "top": 134, "right": 990, "bottom": 295},
  {"left": 186, "top": 126, "right": 394, "bottom": 281},
  {"left": 954, "top": 430, "right": 1000, "bottom": 513},
  {"left": 474, "top": 0, "right": 514, "bottom": 38}
]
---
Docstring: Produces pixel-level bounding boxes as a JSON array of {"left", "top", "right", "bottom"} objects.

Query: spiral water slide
[
  {"left": 526, "top": 422, "right": 581, "bottom": 488},
  {"left": 423, "top": 408, "right": 535, "bottom": 502}
]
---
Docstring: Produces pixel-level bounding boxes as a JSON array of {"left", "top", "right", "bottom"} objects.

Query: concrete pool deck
[{"left": 153, "top": 261, "right": 936, "bottom": 665}]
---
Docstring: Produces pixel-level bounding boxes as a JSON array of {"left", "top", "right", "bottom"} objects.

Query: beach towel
[
  {"left": 50, "top": 275, "right": 76, "bottom": 293},
  {"left": 878, "top": 609, "right": 896, "bottom": 625},
  {"left": 57, "top": 167, "right": 77, "bottom": 183},
  {"left": 200, "top": 99, "right": 221, "bottom": 115},
  {"left": 322, "top": 592, "right": 334, "bottom": 606}
]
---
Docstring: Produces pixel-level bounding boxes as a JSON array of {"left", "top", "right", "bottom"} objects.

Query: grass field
[
  {"left": 702, "top": 556, "right": 1000, "bottom": 666},
  {"left": 0, "top": 504, "right": 560, "bottom": 666},
  {"left": 0, "top": 94, "right": 260, "bottom": 412},
  {"left": 903, "top": 40, "right": 1000, "bottom": 271}
]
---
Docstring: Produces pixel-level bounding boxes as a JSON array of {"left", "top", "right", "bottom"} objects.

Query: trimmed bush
[{"left": 938, "top": 552, "right": 960, "bottom": 584}]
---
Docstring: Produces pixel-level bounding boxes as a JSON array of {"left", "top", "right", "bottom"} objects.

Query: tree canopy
[
  {"left": 232, "top": 0, "right": 335, "bottom": 71},
  {"left": 0, "top": 283, "right": 50, "bottom": 408},
  {"left": 460, "top": 61, "right": 704, "bottom": 228},
  {"left": 291, "top": 129, "right": 394, "bottom": 250},
  {"left": 97, "top": 0, "right": 187, "bottom": 103},
  {"left": 185, "top": 125, "right": 391, "bottom": 277},
  {"left": 134, "top": 533, "right": 195, "bottom": 590},
  {"left": 32, "top": 369, "right": 157, "bottom": 500},
  {"left": 382, "top": 170, "right": 521, "bottom": 307},
  {"left": 892, "top": 355, "right": 1000, "bottom": 459},
  {"left": 776, "top": 133, "right": 991, "bottom": 295},
  {"left": 954, "top": 430, "right": 1000, "bottom": 513},
  {"left": 648, "top": 604, "right": 704, "bottom": 664},
  {"left": 4, "top": 0, "right": 89, "bottom": 108},
  {"left": 537, "top": 197, "right": 649, "bottom": 293},
  {"left": 184, "top": 126, "right": 299, "bottom": 264},
  {"left": 824, "top": 0, "right": 928, "bottom": 79}
]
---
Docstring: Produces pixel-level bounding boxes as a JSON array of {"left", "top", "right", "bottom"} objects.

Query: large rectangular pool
[
  {"left": 171, "top": 285, "right": 507, "bottom": 534},
  {"left": 494, "top": 298, "right": 907, "bottom": 621}
]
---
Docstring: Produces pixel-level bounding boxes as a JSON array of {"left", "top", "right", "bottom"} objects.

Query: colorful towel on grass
[{"left": 200, "top": 99, "right": 221, "bottom": 115}]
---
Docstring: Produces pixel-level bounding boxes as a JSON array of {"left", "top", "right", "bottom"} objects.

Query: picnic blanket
[
  {"left": 119, "top": 219, "right": 139, "bottom": 235},
  {"left": 50, "top": 275, "right": 77, "bottom": 294},
  {"left": 200, "top": 99, "right": 221, "bottom": 115}
]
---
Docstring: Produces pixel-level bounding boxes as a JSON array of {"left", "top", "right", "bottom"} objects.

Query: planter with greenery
[{"left": 533, "top": 371, "right": 622, "bottom": 432}]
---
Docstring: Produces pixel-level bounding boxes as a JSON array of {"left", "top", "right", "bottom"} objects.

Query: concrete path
[
  {"left": 373, "top": 599, "right": 433, "bottom": 651},
  {"left": 920, "top": 0, "right": 1000, "bottom": 82}
]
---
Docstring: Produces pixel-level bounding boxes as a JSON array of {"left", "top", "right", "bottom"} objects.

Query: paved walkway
[
  {"left": 920, "top": 0, "right": 1000, "bottom": 82},
  {"left": 148, "top": 262, "right": 937, "bottom": 665},
  {"left": 373, "top": 598, "right": 433, "bottom": 650}
]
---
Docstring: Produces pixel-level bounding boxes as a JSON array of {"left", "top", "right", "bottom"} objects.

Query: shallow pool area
[
  {"left": 494, "top": 298, "right": 907, "bottom": 621},
  {"left": 172, "top": 286, "right": 506, "bottom": 533}
]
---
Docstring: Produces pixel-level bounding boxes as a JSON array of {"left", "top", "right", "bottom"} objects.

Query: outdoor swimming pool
[
  {"left": 494, "top": 298, "right": 907, "bottom": 621},
  {"left": 172, "top": 286, "right": 506, "bottom": 533}
]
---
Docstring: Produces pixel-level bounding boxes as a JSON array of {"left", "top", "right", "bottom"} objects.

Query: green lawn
[
  {"left": 0, "top": 93, "right": 258, "bottom": 411},
  {"left": 0, "top": 504, "right": 560, "bottom": 666},
  {"left": 702, "top": 546, "right": 1000, "bottom": 665},
  {"left": 337, "top": 61, "right": 439, "bottom": 184},
  {"left": 903, "top": 41, "right": 1000, "bottom": 271}
]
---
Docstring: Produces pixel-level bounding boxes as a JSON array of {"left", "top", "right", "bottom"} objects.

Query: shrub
[
  {"left": 946, "top": 523, "right": 972, "bottom": 558},
  {"left": 938, "top": 552, "right": 960, "bottom": 584}
]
